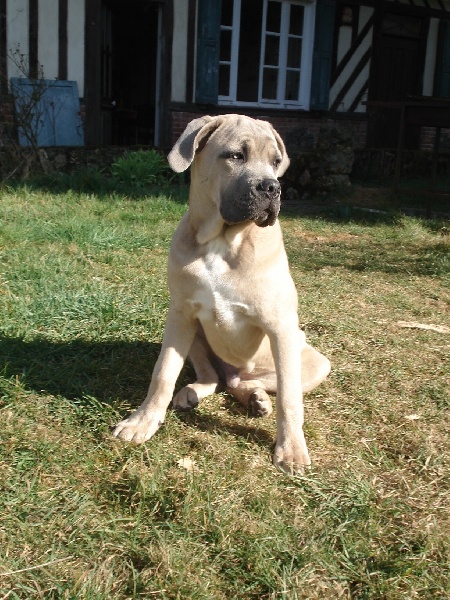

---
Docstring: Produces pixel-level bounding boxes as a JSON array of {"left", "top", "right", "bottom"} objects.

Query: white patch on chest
[
  {"left": 204, "top": 243, "right": 229, "bottom": 277},
  {"left": 189, "top": 236, "right": 250, "bottom": 324}
]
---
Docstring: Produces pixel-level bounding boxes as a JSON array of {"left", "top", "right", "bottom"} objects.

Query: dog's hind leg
[
  {"left": 226, "top": 377, "right": 275, "bottom": 417},
  {"left": 172, "top": 333, "right": 220, "bottom": 411}
]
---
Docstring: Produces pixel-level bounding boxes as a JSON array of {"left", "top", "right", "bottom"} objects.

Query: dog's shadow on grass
[
  {"left": 0, "top": 336, "right": 273, "bottom": 447},
  {"left": 173, "top": 397, "right": 275, "bottom": 448}
]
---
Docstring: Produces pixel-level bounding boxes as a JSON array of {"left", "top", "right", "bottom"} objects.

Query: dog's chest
[{"left": 188, "top": 248, "right": 251, "bottom": 327}]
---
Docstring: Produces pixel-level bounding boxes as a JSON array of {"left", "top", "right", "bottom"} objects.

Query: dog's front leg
[
  {"left": 112, "top": 306, "right": 196, "bottom": 444},
  {"left": 270, "top": 327, "right": 311, "bottom": 475}
]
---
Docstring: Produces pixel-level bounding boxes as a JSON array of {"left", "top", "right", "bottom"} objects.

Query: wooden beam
[
  {"left": 29, "top": 0, "right": 39, "bottom": 78},
  {"left": 0, "top": 0, "right": 6, "bottom": 93},
  {"left": 58, "top": 0, "right": 68, "bottom": 80},
  {"left": 84, "top": 0, "right": 101, "bottom": 145}
]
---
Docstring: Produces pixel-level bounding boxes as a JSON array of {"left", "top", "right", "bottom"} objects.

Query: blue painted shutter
[
  {"left": 11, "top": 78, "right": 84, "bottom": 146},
  {"left": 310, "top": 0, "right": 336, "bottom": 110},
  {"left": 434, "top": 20, "right": 450, "bottom": 98},
  {"left": 195, "top": 0, "right": 222, "bottom": 104}
]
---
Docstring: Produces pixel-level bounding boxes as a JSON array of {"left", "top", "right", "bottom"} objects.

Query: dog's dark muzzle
[
  {"left": 254, "top": 179, "right": 281, "bottom": 227},
  {"left": 220, "top": 178, "right": 281, "bottom": 227}
]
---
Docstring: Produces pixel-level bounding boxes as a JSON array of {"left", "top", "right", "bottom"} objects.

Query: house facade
[{"left": 1, "top": 0, "right": 449, "bottom": 149}]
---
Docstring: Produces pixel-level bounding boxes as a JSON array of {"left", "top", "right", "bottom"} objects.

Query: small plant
[
  {"left": 0, "top": 43, "right": 60, "bottom": 179},
  {"left": 9, "top": 48, "right": 49, "bottom": 149},
  {"left": 111, "top": 149, "right": 172, "bottom": 188}
]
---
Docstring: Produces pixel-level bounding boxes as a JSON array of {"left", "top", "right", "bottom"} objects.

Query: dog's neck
[
  {"left": 188, "top": 202, "right": 260, "bottom": 250},
  {"left": 191, "top": 211, "right": 225, "bottom": 246},
  {"left": 187, "top": 180, "right": 278, "bottom": 251},
  {"left": 187, "top": 185, "right": 225, "bottom": 245}
]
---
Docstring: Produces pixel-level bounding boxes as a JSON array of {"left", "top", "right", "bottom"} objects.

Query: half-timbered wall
[
  {"left": 4, "top": 0, "right": 85, "bottom": 95},
  {"left": 2, "top": 0, "right": 449, "bottom": 149},
  {"left": 330, "top": 0, "right": 450, "bottom": 114},
  {"left": 330, "top": 5, "right": 374, "bottom": 112}
]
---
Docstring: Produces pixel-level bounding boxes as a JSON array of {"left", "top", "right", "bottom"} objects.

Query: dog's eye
[
  {"left": 273, "top": 157, "right": 282, "bottom": 168},
  {"left": 229, "top": 152, "right": 244, "bottom": 161}
]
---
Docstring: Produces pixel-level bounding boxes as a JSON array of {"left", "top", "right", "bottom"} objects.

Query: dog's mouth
[
  {"left": 220, "top": 187, "right": 281, "bottom": 227},
  {"left": 253, "top": 194, "right": 281, "bottom": 227},
  {"left": 223, "top": 204, "right": 279, "bottom": 227},
  {"left": 255, "top": 207, "right": 278, "bottom": 227}
]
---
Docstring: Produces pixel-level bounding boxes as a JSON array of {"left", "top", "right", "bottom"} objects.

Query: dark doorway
[
  {"left": 100, "top": 0, "right": 160, "bottom": 146},
  {"left": 367, "top": 12, "right": 428, "bottom": 148}
]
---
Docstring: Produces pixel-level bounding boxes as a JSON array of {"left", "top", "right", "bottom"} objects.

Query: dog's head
[{"left": 168, "top": 114, "right": 290, "bottom": 227}]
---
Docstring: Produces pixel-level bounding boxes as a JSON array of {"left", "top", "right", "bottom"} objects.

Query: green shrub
[{"left": 111, "top": 149, "right": 172, "bottom": 187}]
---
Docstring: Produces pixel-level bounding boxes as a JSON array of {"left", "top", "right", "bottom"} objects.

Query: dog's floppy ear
[
  {"left": 168, "top": 116, "right": 225, "bottom": 173},
  {"left": 269, "top": 125, "right": 290, "bottom": 177}
]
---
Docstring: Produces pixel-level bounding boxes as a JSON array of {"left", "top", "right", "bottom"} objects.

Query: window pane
[
  {"left": 266, "top": 1, "right": 281, "bottom": 33},
  {"left": 221, "top": 0, "right": 233, "bottom": 27},
  {"left": 289, "top": 4, "right": 304, "bottom": 36},
  {"left": 264, "top": 34, "right": 279, "bottom": 66},
  {"left": 287, "top": 37, "right": 302, "bottom": 69},
  {"left": 237, "top": 0, "right": 262, "bottom": 102},
  {"left": 219, "top": 64, "right": 230, "bottom": 96},
  {"left": 262, "top": 68, "right": 278, "bottom": 99},
  {"left": 220, "top": 29, "right": 232, "bottom": 62},
  {"left": 285, "top": 70, "right": 299, "bottom": 101}
]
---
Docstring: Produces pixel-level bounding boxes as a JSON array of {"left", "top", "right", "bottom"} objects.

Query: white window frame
[{"left": 218, "top": 0, "right": 316, "bottom": 110}]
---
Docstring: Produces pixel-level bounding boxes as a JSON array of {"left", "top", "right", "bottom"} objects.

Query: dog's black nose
[{"left": 257, "top": 179, "right": 280, "bottom": 197}]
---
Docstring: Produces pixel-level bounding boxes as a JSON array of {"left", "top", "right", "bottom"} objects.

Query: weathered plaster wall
[
  {"left": 423, "top": 17, "right": 439, "bottom": 96},
  {"left": 5, "top": 0, "right": 85, "bottom": 95},
  {"left": 67, "top": 0, "right": 85, "bottom": 97},
  {"left": 171, "top": 0, "right": 189, "bottom": 103},
  {"left": 38, "top": 0, "right": 58, "bottom": 80},
  {"left": 6, "top": 0, "right": 29, "bottom": 79}
]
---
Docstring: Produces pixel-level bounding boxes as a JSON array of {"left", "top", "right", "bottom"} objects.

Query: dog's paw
[
  {"left": 112, "top": 409, "right": 165, "bottom": 444},
  {"left": 173, "top": 386, "right": 200, "bottom": 411},
  {"left": 273, "top": 437, "right": 311, "bottom": 475},
  {"left": 248, "top": 388, "right": 272, "bottom": 417}
]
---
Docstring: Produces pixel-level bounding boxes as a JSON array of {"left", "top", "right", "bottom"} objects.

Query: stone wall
[
  {"left": 1, "top": 137, "right": 448, "bottom": 186},
  {"left": 0, "top": 94, "right": 15, "bottom": 146},
  {"left": 283, "top": 124, "right": 355, "bottom": 198},
  {"left": 352, "top": 148, "right": 450, "bottom": 179},
  {"left": 170, "top": 108, "right": 368, "bottom": 149},
  {"left": 282, "top": 124, "right": 450, "bottom": 196},
  {"left": 0, "top": 145, "right": 133, "bottom": 179}
]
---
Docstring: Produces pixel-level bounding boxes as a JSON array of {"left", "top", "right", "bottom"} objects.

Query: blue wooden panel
[
  {"left": 195, "top": 0, "right": 222, "bottom": 104},
  {"left": 434, "top": 20, "right": 450, "bottom": 98},
  {"left": 11, "top": 78, "right": 84, "bottom": 146}
]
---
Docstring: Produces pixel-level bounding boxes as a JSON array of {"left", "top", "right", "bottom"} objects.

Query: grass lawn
[{"left": 0, "top": 179, "right": 449, "bottom": 599}]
